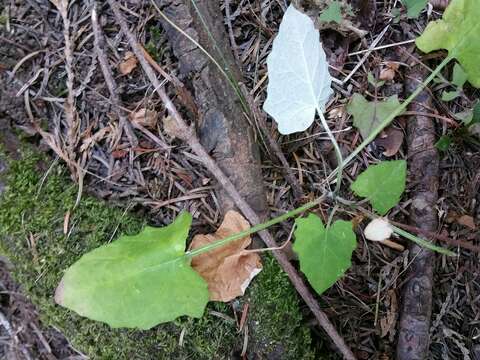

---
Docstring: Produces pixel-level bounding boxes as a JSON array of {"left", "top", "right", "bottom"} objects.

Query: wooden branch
[
  {"left": 397, "top": 62, "right": 438, "bottom": 360},
  {"left": 106, "top": 1, "right": 355, "bottom": 358}
]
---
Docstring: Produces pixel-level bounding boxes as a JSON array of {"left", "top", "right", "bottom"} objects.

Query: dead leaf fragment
[
  {"left": 380, "top": 289, "right": 398, "bottom": 341},
  {"left": 190, "top": 210, "right": 262, "bottom": 302},
  {"left": 375, "top": 127, "right": 404, "bottom": 157},
  {"left": 163, "top": 115, "right": 183, "bottom": 139},
  {"left": 379, "top": 62, "right": 400, "bottom": 81},
  {"left": 129, "top": 108, "right": 158, "bottom": 128},
  {"left": 118, "top": 51, "right": 138, "bottom": 75},
  {"left": 457, "top": 215, "right": 476, "bottom": 230}
]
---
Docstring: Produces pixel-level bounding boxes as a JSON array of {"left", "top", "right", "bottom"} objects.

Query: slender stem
[
  {"left": 391, "top": 226, "right": 454, "bottom": 256},
  {"left": 185, "top": 197, "right": 324, "bottom": 258},
  {"left": 334, "top": 195, "right": 456, "bottom": 256},
  {"left": 327, "top": 55, "right": 453, "bottom": 182},
  {"left": 318, "top": 110, "right": 344, "bottom": 194}
]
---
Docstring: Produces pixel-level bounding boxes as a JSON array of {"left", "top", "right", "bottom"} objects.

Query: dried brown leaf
[
  {"left": 129, "top": 108, "right": 158, "bottom": 128},
  {"left": 380, "top": 289, "right": 398, "bottom": 341},
  {"left": 163, "top": 115, "right": 182, "bottom": 139},
  {"left": 379, "top": 62, "right": 399, "bottom": 81},
  {"left": 118, "top": 51, "right": 138, "bottom": 75},
  {"left": 190, "top": 210, "right": 262, "bottom": 302},
  {"left": 457, "top": 215, "right": 476, "bottom": 230},
  {"left": 375, "top": 127, "right": 404, "bottom": 157}
]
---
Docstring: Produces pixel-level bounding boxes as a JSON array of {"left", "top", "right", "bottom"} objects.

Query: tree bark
[
  {"left": 396, "top": 62, "right": 439, "bottom": 360},
  {"left": 157, "top": 0, "right": 268, "bottom": 219}
]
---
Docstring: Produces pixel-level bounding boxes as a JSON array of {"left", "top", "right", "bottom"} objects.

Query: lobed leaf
[
  {"left": 416, "top": 0, "right": 480, "bottom": 87},
  {"left": 55, "top": 212, "right": 209, "bottom": 329},
  {"left": 350, "top": 160, "right": 407, "bottom": 215},
  {"left": 293, "top": 214, "right": 356, "bottom": 295},
  {"left": 263, "top": 5, "right": 333, "bottom": 134},
  {"left": 404, "top": 0, "right": 428, "bottom": 18},
  {"left": 346, "top": 94, "right": 403, "bottom": 140},
  {"left": 319, "top": 1, "right": 343, "bottom": 24}
]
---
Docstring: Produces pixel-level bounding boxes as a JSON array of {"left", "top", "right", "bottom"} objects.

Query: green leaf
[
  {"left": 416, "top": 0, "right": 480, "bottom": 88},
  {"left": 441, "top": 89, "right": 461, "bottom": 101},
  {"left": 367, "top": 72, "right": 385, "bottom": 88},
  {"left": 263, "top": 5, "right": 333, "bottom": 134},
  {"left": 293, "top": 214, "right": 356, "bottom": 295},
  {"left": 454, "top": 109, "right": 473, "bottom": 125},
  {"left": 319, "top": 0, "right": 343, "bottom": 24},
  {"left": 55, "top": 212, "right": 209, "bottom": 329},
  {"left": 350, "top": 160, "right": 407, "bottom": 215},
  {"left": 472, "top": 102, "right": 480, "bottom": 126},
  {"left": 404, "top": 0, "right": 428, "bottom": 18},
  {"left": 346, "top": 94, "right": 403, "bottom": 139},
  {"left": 452, "top": 63, "right": 468, "bottom": 87},
  {"left": 435, "top": 135, "right": 452, "bottom": 151}
]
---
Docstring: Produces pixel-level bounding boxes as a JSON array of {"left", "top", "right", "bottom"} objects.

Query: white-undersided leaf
[
  {"left": 263, "top": 5, "right": 333, "bottom": 135},
  {"left": 364, "top": 218, "right": 394, "bottom": 242}
]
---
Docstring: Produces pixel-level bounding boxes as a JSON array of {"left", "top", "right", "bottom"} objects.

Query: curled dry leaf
[
  {"left": 129, "top": 108, "right": 158, "bottom": 128},
  {"left": 190, "top": 210, "right": 262, "bottom": 302},
  {"left": 457, "top": 215, "right": 476, "bottom": 230},
  {"left": 118, "top": 51, "right": 138, "bottom": 75},
  {"left": 375, "top": 127, "right": 404, "bottom": 157},
  {"left": 379, "top": 62, "right": 399, "bottom": 81},
  {"left": 364, "top": 218, "right": 393, "bottom": 242},
  {"left": 163, "top": 115, "right": 183, "bottom": 139}
]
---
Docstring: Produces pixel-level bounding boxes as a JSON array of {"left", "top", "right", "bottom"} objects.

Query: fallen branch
[
  {"left": 106, "top": 1, "right": 355, "bottom": 358},
  {"left": 396, "top": 61, "right": 438, "bottom": 360}
]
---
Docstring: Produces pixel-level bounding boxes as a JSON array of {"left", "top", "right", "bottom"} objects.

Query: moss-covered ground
[{"left": 0, "top": 148, "right": 317, "bottom": 359}]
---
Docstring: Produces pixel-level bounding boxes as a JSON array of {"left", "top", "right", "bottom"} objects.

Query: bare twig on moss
[{"left": 106, "top": 1, "right": 355, "bottom": 358}]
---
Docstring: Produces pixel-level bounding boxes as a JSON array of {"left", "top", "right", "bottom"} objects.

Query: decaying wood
[
  {"left": 157, "top": 0, "right": 268, "bottom": 218},
  {"left": 396, "top": 62, "right": 439, "bottom": 360},
  {"left": 106, "top": 1, "right": 355, "bottom": 358}
]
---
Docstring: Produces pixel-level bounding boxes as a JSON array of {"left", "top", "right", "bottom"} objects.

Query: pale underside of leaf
[
  {"left": 293, "top": 214, "right": 356, "bottom": 295},
  {"left": 55, "top": 212, "right": 209, "bottom": 329},
  {"left": 263, "top": 5, "right": 332, "bottom": 135}
]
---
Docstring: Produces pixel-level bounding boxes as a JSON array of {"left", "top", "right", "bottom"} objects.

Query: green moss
[
  {"left": 0, "top": 148, "right": 315, "bottom": 359},
  {"left": 246, "top": 255, "right": 316, "bottom": 359}
]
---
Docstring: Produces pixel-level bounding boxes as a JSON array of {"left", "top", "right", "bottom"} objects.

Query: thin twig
[
  {"left": 91, "top": 3, "right": 138, "bottom": 147},
  {"left": 240, "top": 84, "right": 304, "bottom": 201},
  {"left": 106, "top": 1, "right": 355, "bottom": 358},
  {"left": 224, "top": 0, "right": 240, "bottom": 60}
]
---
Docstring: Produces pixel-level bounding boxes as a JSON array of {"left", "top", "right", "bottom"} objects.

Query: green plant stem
[
  {"left": 318, "top": 110, "right": 344, "bottom": 194},
  {"left": 327, "top": 55, "right": 453, "bottom": 183},
  {"left": 333, "top": 195, "right": 455, "bottom": 256},
  {"left": 185, "top": 197, "right": 324, "bottom": 258},
  {"left": 390, "top": 225, "right": 454, "bottom": 256}
]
